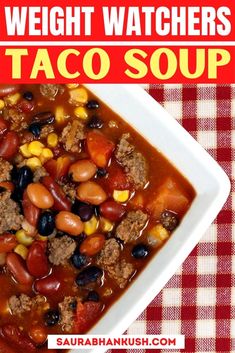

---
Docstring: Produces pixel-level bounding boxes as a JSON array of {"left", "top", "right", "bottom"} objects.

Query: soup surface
[{"left": 0, "top": 84, "right": 195, "bottom": 353}]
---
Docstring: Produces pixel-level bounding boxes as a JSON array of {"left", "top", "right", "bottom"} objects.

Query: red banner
[{"left": 0, "top": 0, "right": 234, "bottom": 82}]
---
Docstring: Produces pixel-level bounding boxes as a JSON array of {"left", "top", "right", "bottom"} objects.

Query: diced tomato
[
  {"left": 87, "top": 131, "right": 115, "bottom": 168},
  {"left": 147, "top": 177, "right": 190, "bottom": 219},
  {"left": 44, "top": 156, "right": 72, "bottom": 180},
  {"left": 74, "top": 301, "right": 102, "bottom": 333},
  {"left": 107, "top": 164, "right": 130, "bottom": 190}
]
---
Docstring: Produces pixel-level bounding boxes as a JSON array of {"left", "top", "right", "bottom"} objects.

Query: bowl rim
[{"left": 67, "top": 84, "right": 230, "bottom": 353}]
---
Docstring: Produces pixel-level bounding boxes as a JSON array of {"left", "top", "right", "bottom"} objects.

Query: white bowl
[{"left": 71, "top": 84, "right": 230, "bottom": 352}]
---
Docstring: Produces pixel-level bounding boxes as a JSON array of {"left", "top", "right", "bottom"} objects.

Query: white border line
[{"left": 0, "top": 41, "right": 234, "bottom": 46}]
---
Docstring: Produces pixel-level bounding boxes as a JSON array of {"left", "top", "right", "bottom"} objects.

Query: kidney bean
[
  {"left": 76, "top": 266, "right": 103, "bottom": 286},
  {"left": 72, "top": 201, "right": 94, "bottom": 222},
  {"left": 0, "top": 85, "right": 20, "bottom": 97},
  {"left": 76, "top": 181, "right": 107, "bottom": 205},
  {"left": 29, "top": 325, "right": 47, "bottom": 345},
  {"left": 26, "top": 183, "right": 54, "bottom": 209},
  {"left": 0, "top": 131, "right": 19, "bottom": 159},
  {"left": 6, "top": 253, "right": 33, "bottom": 285},
  {"left": 42, "top": 176, "right": 71, "bottom": 211},
  {"left": 100, "top": 200, "right": 126, "bottom": 222},
  {"left": 26, "top": 242, "right": 50, "bottom": 278},
  {"left": 69, "top": 159, "right": 97, "bottom": 182},
  {"left": 55, "top": 211, "right": 84, "bottom": 236},
  {"left": 0, "top": 253, "right": 6, "bottom": 266},
  {"left": 32, "top": 111, "right": 55, "bottom": 125},
  {"left": 80, "top": 234, "right": 105, "bottom": 256},
  {"left": 34, "top": 273, "right": 61, "bottom": 295},
  {"left": 0, "top": 337, "right": 16, "bottom": 353},
  {"left": 22, "top": 190, "right": 40, "bottom": 227},
  {"left": 0, "top": 117, "right": 8, "bottom": 135},
  {"left": 0, "top": 234, "right": 18, "bottom": 253},
  {"left": 1, "top": 324, "right": 36, "bottom": 352},
  {"left": 17, "top": 99, "right": 35, "bottom": 113}
]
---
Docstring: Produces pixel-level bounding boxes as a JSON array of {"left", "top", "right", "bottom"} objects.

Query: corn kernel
[
  {"left": 41, "top": 148, "right": 53, "bottom": 159},
  {"left": 84, "top": 216, "right": 99, "bottom": 236},
  {"left": 55, "top": 106, "right": 66, "bottom": 123},
  {"left": 0, "top": 99, "right": 5, "bottom": 110},
  {"left": 19, "top": 143, "right": 32, "bottom": 158},
  {"left": 74, "top": 106, "right": 88, "bottom": 120},
  {"left": 147, "top": 224, "right": 169, "bottom": 247},
  {"left": 16, "top": 229, "right": 34, "bottom": 246},
  {"left": 26, "top": 157, "right": 42, "bottom": 170},
  {"left": 14, "top": 244, "right": 29, "bottom": 260},
  {"left": 100, "top": 217, "right": 114, "bottom": 233},
  {"left": 4, "top": 93, "right": 20, "bottom": 106},
  {"left": 66, "top": 83, "right": 79, "bottom": 89},
  {"left": 113, "top": 190, "right": 130, "bottom": 203},
  {"left": 69, "top": 87, "right": 88, "bottom": 105},
  {"left": 28, "top": 141, "right": 44, "bottom": 156},
  {"left": 47, "top": 133, "right": 58, "bottom": 148}
]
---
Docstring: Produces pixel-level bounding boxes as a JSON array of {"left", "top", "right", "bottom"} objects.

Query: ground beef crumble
[
  {"left": 60, "top": 120, "right": 86, "bottom": 152},
  {"left": 3, "top": 108, "right": 28, "bottom": 132},
  {"left": 40, "top": 124, "right": 55, "bottom": 139},
  {"left": 106, "top": 260, "right": 135, "bottom": 289},
  {"left": 0, "top": 191, "right": 23, "bottom": 234},
  {"left": 0, "top": 158, "right": 13, "bottom": 182},
  {"left": 116, "top": 210, "right": 148, "bottom": 243},
  {"left": 97, "top": 239, "right": 121, "bottom": 267},
  {"left": 115, "top": 133, "right": 148, "bottom": 189},
  {"left": 33, "top": 166, "right": 48, "bottom": 182},
  {"left": 58, "top": 296, "right": 78, "bottom": 332},
  {"left": 48, "top": 236, "right": 76, "bottom": 266},
  {"left": 8, "top": 294, "right": 46, "bottom": 316},
  {"left": 58, "top": 180, "right": 76, "bottom": 201},
  {"left": 40, "top": 84, "right": 65, "bottom": 100}
]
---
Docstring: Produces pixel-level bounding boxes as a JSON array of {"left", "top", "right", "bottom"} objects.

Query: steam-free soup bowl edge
[{"left": 68, "top": 84, "right": 230, "bottom": 353}]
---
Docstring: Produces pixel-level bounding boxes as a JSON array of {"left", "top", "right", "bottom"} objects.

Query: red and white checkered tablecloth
[{"left": 109, "top": 84, "right": 235, "bottom": 353}]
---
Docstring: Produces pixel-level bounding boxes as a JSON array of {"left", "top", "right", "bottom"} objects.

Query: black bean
[
  {"left": 96, "top": 168, "right": 107, "bottom": 178},
  {"left": 32, "top": 111, "right": 55, "bottom": 125},
  {"left": 72, "top": 200, "right": 94, "bottom": 222},
  {"left": 44, "top": 309, "right": 60, "bottom": 327},
  {"left": 11, "top": 187, "right": 23, "bottom": 202},
  {"left": 86, "top": 100, "right": 99, "bottom": 110},
  {"left": 17, "top": 166, "right": 33, "bottom": 191},
  {"left": 38, "top": 211, "right": 55, "bottom": 236},
  {"left": 28, "top": 123, "right": 41, "bottom": 138},
  {"left": 87, "top": 116, "right": 103, "bottom": 129},
  {"left": 23, "top": 91, "right": 34, "bottom": 101},
  {"left": 71, "top": 252, "right": 88, "bottom": 269},
  {"left": 160, "top": 210, "right": 179, "bottom": 231},
  {"left": 11, "top": 165, "right": 18, "bottom": 184},
  {"left": 86, "top": 290, "right": 100, "bottom": 302},
  {"left": 76, "top": 266, "right": 103, "bottom": 286},
  {"left": 132, "top": 244, "right": 149, "bottom": 259}
]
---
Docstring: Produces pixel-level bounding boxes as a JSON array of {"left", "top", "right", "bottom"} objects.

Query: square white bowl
[{"left": 70, "top": 84, "right": 230, "bottom": 352}]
